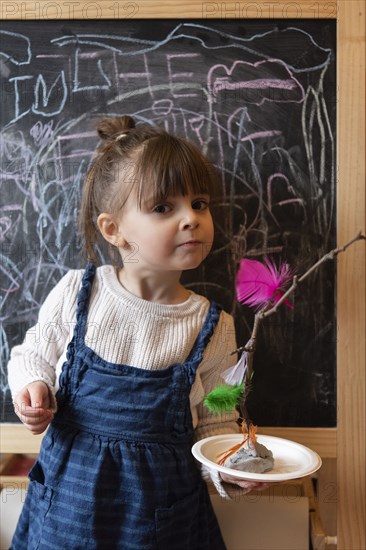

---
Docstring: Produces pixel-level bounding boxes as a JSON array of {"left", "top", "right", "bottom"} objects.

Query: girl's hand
[
  {"left": 220, "top": 472, "right": 273, "bottom": 492},
  {"left": 14, "top": 381, "right": 54, "bottom": 435}
]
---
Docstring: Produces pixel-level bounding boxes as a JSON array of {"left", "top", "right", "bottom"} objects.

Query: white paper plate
[{"left": 192, "top": 434, "right": 322, "bottom": 482}]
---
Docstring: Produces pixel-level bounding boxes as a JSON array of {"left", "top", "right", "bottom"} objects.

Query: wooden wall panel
[{"left": 337, "top": 1, "right": 366, "bottom": 548}]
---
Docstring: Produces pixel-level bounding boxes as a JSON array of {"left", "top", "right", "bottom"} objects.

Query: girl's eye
[
  {"left": 152, "top": 204, "right": 171, "bottom": 214},
  {"left": 192, "top": 199, "right": 209, "bottom": 210}
]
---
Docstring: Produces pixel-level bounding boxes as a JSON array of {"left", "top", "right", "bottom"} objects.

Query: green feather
[{"left": 204, "top": 383, "right": 244, "bottom": 414}]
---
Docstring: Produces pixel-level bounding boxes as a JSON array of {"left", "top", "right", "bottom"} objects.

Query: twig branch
[
  {"left": 263, "top": 230, "right": 365, "bottom": 319},
  {"left": 231, "top": 231, "right": 365, "bottom": 425},
  {"left": 232, "top": 230, "right": 365, "bottom": 356}
]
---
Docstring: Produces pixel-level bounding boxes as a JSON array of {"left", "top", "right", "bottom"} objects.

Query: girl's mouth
[{"left": 179, "top": 240, "right": 201, "bottom": 247}]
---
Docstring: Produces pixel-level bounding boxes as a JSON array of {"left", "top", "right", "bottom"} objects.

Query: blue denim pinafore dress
[{"left": 10, "top": 264, "right": 226, "bottom": 550}]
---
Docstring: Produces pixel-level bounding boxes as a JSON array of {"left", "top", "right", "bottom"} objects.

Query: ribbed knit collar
[{"left": 99, "top": 265, "right": 208, "bottom": 319}]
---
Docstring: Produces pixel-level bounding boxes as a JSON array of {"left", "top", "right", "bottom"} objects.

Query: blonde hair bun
[{"left": 97, "top": 116, "right": 136, "bottom": 141}]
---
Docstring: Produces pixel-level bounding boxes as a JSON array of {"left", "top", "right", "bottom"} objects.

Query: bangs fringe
[{"left": 135, "top": 135, "right": 217, "bottom": 206}]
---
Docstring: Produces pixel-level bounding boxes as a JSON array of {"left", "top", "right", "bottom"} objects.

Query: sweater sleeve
[
  {"left": 7, "top": 269, "right": 82, "bottom": 405},
  {"left": 193, "top": 311, "right": 240, "bottom": 438},
  {"left": 192, "top": 311, "right": 249, "bottom": 499}
]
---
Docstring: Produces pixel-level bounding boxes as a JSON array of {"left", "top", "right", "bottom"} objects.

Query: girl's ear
[{"left": 97, "top": 213, "right": 126, "bottom": 248}]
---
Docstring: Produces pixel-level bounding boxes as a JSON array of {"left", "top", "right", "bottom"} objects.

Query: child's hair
[{"left": 79, "top": 115, "right": 218, "bottom": 264}]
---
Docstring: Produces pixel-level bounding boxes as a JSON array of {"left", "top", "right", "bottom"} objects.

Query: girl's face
[{"left": 114, "top": 191, "right": 214, "bottom": 274}]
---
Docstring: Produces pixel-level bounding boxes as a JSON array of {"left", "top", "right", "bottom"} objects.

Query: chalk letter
[
  {"left": 32, "top": 70, "right": 67, "bottom": 116},
  {"left": 73, "top": 49, "right": 112, "bottom": 92},
  {"left": 167, "top": 54, "right": 200, "bottom": 98},
  {"left": 8, "top": 75, "right": 33, "bottom": 122}
]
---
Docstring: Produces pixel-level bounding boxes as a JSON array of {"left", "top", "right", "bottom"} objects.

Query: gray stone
[{"left": 224, "top": 441, "right": 274, "bottom": 473}]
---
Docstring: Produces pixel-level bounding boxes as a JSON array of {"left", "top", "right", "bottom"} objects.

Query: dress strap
[
  {"left": 74, "top": 262, "right": 97, "bottom": 344},
  {"left": 184, "top": 301, "right": 221, "bottom": 381}
]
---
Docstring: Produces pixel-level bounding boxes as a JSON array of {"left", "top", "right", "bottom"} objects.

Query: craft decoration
[
  {"left": 236, "top": 258, "right": 293, "bottom": 309},
  {"left": 203, "top": 383, "right": 244, "bottom": 413},
  {"left": 204, "top": 231, "right": 365, "bottom": 473},
  {"left": 205, "top": 257, "right": 291, "bottom": 472},
  {"left": 206, "top": 257, "right": 293, "bottom": 419},
  {"left": 220, "top": 350, "right": 248, "bottom": 386}
]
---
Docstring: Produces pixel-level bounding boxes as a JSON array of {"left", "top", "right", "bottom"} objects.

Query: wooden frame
[
  {"left": 336, "top": 2, "right": 365, "bottom": 547},
  {"left": 1, "top": 1, "right": 365, "bottom": 547}
]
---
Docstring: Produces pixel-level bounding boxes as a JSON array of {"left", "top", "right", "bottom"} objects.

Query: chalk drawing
[{"left": 0, "top": 21, "right": 336, "bottom": 426}]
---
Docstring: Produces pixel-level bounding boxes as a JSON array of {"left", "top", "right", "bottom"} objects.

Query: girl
[{"left": 8, "top": 116, "right": 262, "bottom": 550}]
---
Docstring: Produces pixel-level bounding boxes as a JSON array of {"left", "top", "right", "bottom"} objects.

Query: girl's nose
[{"left": 180, "top": 209, "right": 199, "bottom": 230}]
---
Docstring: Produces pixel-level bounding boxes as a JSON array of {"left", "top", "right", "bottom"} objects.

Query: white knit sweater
[{"left": 8, "top": 265, "right": 242, "bottom": 497}]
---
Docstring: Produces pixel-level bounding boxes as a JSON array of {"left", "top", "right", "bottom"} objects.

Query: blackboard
[{"left": 0, "top": 19, "right": 336, "bottom": 426}]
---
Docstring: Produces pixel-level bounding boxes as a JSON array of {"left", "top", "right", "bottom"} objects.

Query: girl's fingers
[
  {"left": 16, "top": 406, "right": 51, "bottom": 418},
  {"left": 13, "top": 383, "right": 54, "bottom": 434},
  {"left": 220, "top": 473, "right": 275, "bottom": 491},
  {"left": 15, "top": 410, "right": 53, "bottom": 434},
  {"left": 15, "top": 407, "right": 53, "bottom": 424},
  {"left": 26, "top": 419, "right": 52, "bottom": 435},
  {"left": 14, "top": 381, "right": 51, "bottom": 411},
  {"left": 235, "top": 481, "right": 272, "bottom": 490}
]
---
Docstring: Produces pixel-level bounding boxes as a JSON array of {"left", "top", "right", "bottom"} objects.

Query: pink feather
[{"left": 236, "top": 258, "right": 293, "bottom": 309}]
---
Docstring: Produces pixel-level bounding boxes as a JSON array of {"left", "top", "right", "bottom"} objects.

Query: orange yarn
[{"left": 217, "top": 422, "right": 257, "bottom": 466}]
